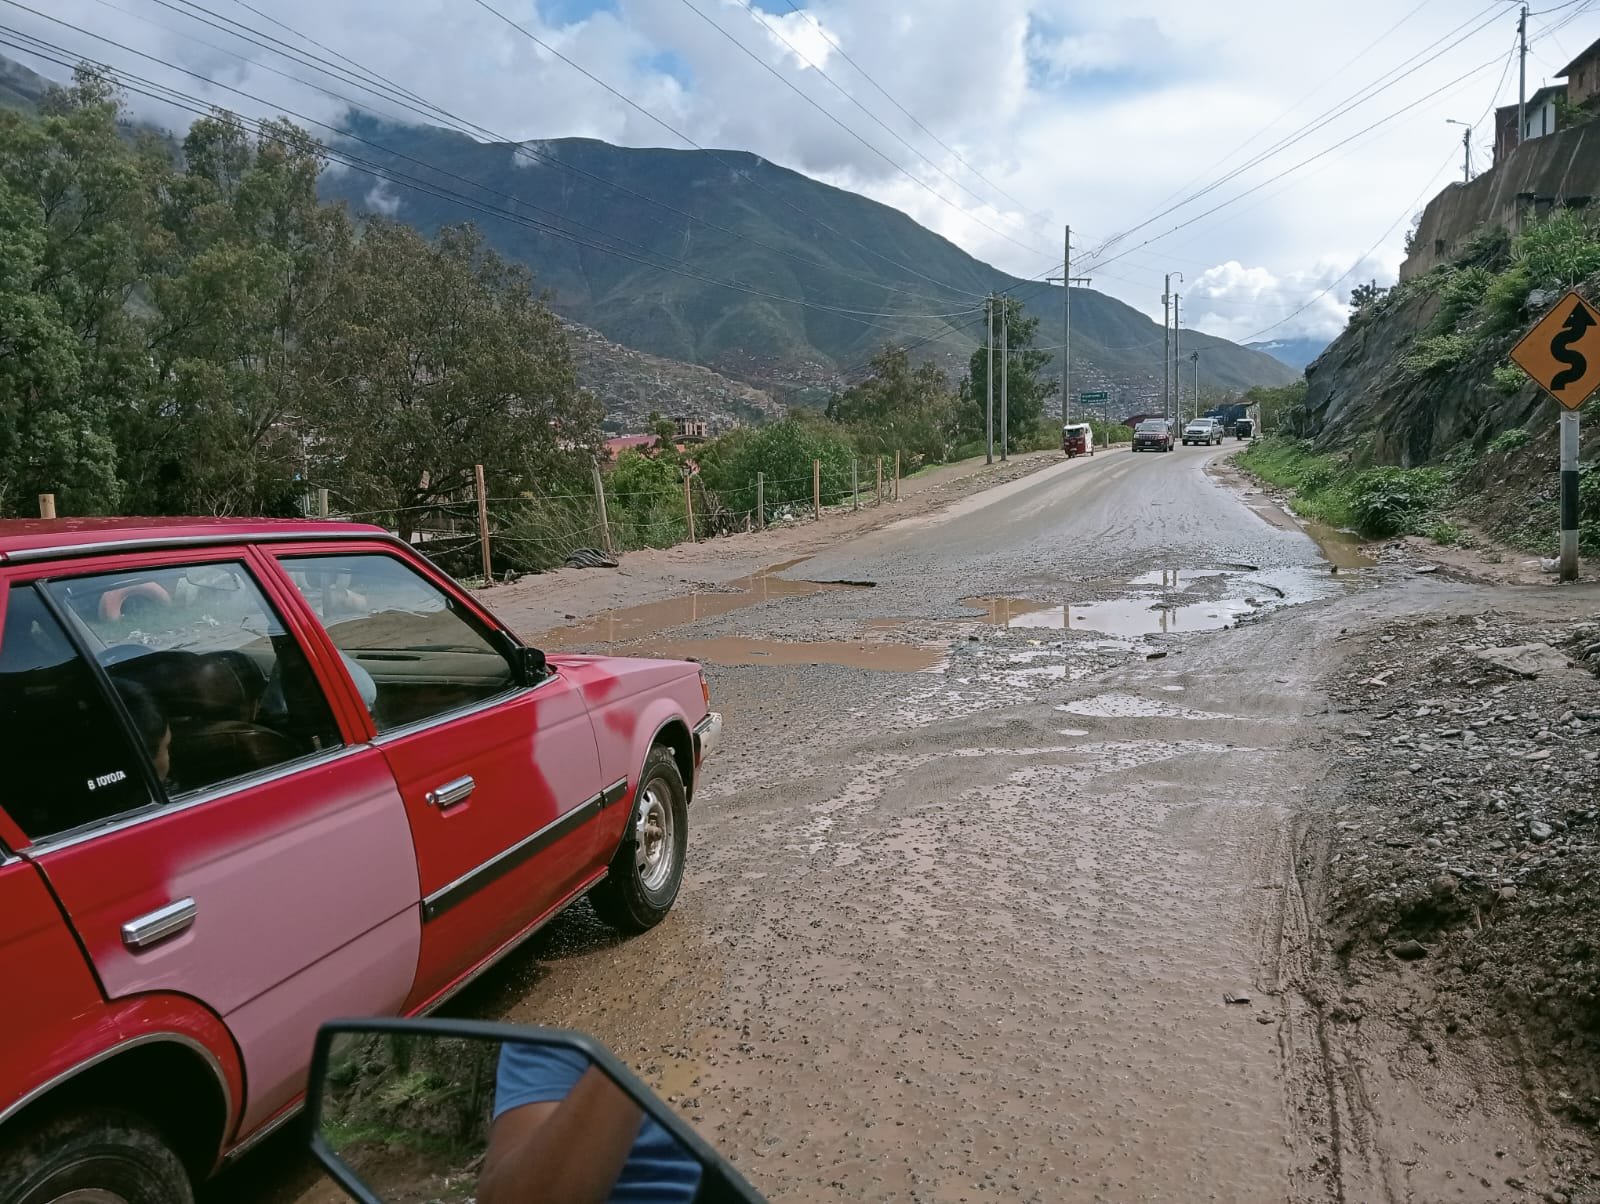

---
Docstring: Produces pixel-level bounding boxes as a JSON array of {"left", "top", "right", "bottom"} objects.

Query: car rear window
[
  {"left": 0, "top": 585, "right": 156, "bottom": 842},
  {"left": 41, "top": 563, "right": 343, "bottom": 799}
]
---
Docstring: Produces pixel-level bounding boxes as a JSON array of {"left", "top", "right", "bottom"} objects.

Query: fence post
[
  {"left": 473, "top": 464, "right": 492, "bottom": 584},
  {"left": 852, "top": 458, "right": 860, "bottom": 511},
  {"left": 894, "top": 450, "right": 901, "bottom": 502},
  {"left": 37, "top": 493, "right": 55, "bottom": 519},
  {"left": 812, "top": 459, "right": 821, "bottom": 521},
  {"left": 875, "top": 457, "right": 883, "bottom": 505},
  {"left": 591, "top": 462, "right": 613, "bottom": 554},
  {"left": 756, "top": 473, "right": 765, "bottom": 530},
  {"left": 684, "top": 471, "right": 696, "bottom": 542},
  {"left": 317, "top": 487, "right": 330, "bottom": 519}
]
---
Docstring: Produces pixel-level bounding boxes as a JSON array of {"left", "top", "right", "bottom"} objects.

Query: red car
[{"left": 0, "top": 518, "right": 721, "bottom": 1203}]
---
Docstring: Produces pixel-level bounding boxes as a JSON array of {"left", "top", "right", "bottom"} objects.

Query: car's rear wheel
[
  {"left": 591, "top": 746, "right": 688, "bottom": 934},
  {"left": 0, "top": 1110, "right": 193, "bottom": 1204}
]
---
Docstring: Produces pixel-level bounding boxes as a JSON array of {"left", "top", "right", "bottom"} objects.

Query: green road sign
[{"left": 1079, "top": 390, "right": 1108, "bottom": 401}]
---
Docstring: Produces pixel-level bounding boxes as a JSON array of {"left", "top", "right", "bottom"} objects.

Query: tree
[
  {"left": 306, "top": 221, "right": 600, "bottom": 538},
  {"left": 0, "top": 66, "right": 145, "bottom": 515},
  {"left": 826, "top": 342, "right": 955, "bottom": 464},
  {"left": 127, "top": 113, "right": 351, "bottom": 515},
  {"left": 956, "top": 298, "right": 1055, "bottom": 453},
  {"left": 1349, "top": 280, "right": 1388, "bottom": 312}
]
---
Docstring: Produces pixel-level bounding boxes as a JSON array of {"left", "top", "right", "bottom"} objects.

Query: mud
[{"left": 213, "top": 444, "right": 1600, "bottom": 1204}]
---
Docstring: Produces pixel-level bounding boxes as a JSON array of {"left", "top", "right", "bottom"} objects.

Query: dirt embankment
[{"left": 1309, "top": 601, "right": 1600, "bottom": 1193}]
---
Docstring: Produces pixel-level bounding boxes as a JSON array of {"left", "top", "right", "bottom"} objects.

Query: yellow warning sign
[{"left": 1508, "top": 289, "right": 1600, "bottom": 410}]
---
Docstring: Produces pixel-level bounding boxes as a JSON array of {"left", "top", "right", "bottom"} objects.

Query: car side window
[
  {"left": 278, "top": 553, "right": 516, "bottom": 734},
  {"left": 0, "top": 586, "right": 158, "bottom": 842},
  {"left": 41, "top": 562, "right": 343, "bottom": 799}
]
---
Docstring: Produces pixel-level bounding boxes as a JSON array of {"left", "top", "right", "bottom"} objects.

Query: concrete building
[{"left": 1560, "top": 34, "right": 1600, "bottom": 107}]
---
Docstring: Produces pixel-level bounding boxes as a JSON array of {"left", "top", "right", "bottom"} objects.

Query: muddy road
[{"left": 215, "top": 444, "right": 1591, "bottom": 1203}]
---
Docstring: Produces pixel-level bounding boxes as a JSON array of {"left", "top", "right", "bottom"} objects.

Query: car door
[
  {"left": 270, "top": 546, "right": 610, "bottom": 1011},
  {"left": 0, "top": 553, "right": 421, "bottom": 1136}
]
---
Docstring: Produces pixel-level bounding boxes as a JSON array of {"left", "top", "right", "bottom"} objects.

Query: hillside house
[
  {"left": 1494, "top": 84, "right": 1568, "bottom": 164},
  {"left": 1561, "top": 34, "right": 1600, "bottom": 107}
]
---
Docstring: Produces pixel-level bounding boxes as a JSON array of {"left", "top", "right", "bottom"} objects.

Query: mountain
[
  {"left": 0, "top": 54, "right": 53, "bottom": 111},
  {"left": 318, "top": 119, "right": 1296, "bottom": 405},
  {"left": 1247, "top": 337, "right": 1330, "bottom": 373},
  {"left": 564, "top": 320, "right": 785, "bottom": 433}
]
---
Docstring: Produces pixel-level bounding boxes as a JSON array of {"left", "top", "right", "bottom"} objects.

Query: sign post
[
  {"left": 1508, "top": 288, "right": 1598, "bottom": 582},
  {"left": 1079, "top": 391, "right": 1107, "bottom": 430}
]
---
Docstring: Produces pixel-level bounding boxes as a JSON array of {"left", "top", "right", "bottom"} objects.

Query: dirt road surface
[{"left": 213, "top": 444, "right": 1600, "bottom": 1204}]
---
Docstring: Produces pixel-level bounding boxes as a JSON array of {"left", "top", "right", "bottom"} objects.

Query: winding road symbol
[{"left": 1509, "top": 289, "right": 1600, "bottom": 409}]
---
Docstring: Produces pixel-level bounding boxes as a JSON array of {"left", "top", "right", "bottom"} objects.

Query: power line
[
  {"left": 1140, "top": 0, "right": 1442, "bottom": 223},
  {"left": 1236, "top": 147, "right": 1459, "bottom": 344},
  {"left": 1087, "top": 1, "right": 1507, "bottom": 263},
  {"left": 776, "top": 0, "right": 1040, "bottom": 221},
  {"left": 461, "top": 0, "right": 989, "bottom": 301},
  {"left": 1081, "top": 43, "right": 1516, "bottom": 280},
  {"left": 0, "top": 20, "right": 984, "bottom": 341},
  {"left": 731, "top": 0, "right": 1048, "bottom": 252},
  {"left": 114, "top": 0, "right": 988, "bottom": 309},
  {"left": 676, "top": 0, "right": 1050, "bottom": 258}
]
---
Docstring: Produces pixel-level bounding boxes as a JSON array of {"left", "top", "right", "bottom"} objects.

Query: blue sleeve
[{"left": 493, "top": 1042, "right": 592, "bottom": 1120}]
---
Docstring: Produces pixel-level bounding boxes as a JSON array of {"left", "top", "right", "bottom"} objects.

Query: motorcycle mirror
[{"left": 307, "top": 1018, "right": 766, "bottom": 1204}]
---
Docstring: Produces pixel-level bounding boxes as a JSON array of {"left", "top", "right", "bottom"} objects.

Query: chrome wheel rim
[{"left": 634, "top": 783, "right": 674, "bottom": 894}]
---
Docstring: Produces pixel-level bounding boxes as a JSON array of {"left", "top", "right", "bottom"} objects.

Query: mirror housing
[
  {"left": 514, "top": 645, "right": 548, "bottom": 685},
  {"left": 306, "top": 1017, "right": 765, "bottom": 1204}
]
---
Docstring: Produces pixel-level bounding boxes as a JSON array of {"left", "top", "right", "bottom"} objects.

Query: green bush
[
  {"left": 1425, "top": 520, "right": 1465, "bottom": 546},
  {"left": 1491, "top": 363, "right": 1527, "bottom": 397},
  {"left": 1400, "top": 332, "right": 1473, "bottom": 378},
  {"left": 1345, "top": 466, "right": 1447, "bottom": 537},
  {"left": 606, "top": 449, "right": 689, "bottom": 548},
  {"left": 1515, "top": 208, "right": 1600, "bottom": 287},
  {"left": 695, "top": 417, "right": 854, "bottom": 512},
  {"left": 1479, "top": 265, "right": 1532, "bottom": 333},
  {"left": 1430, "top": 265, "right": 1493, "bottom": 333},
  {"left": 1582, "top": 463, "right": 1600, "bottom": 521},
  {"left": 1487, "top": 427, "right": 1532, "bottom": 454}
]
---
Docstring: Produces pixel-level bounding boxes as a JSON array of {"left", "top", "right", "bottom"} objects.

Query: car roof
[{"left": 0, "top": 516, "right": 391, "bottom": 562}]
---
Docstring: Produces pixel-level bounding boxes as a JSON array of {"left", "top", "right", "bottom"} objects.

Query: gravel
[{"left": 1322, "top": 607, "right": 1600, "bottom": 1122}]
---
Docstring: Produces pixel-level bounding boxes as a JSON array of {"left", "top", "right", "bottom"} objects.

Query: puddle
[
  {"left": 1058, "top": 728, "right": 1090, "bottom": 737},
  {"left": 1304, "top": 520, "right": 1377, "bottom": 569},
  {"left": 1126, "top": 568, "right": 1229, "bottom": 587},
  {"left": 967, "top": 595, "right": 1254, "bottom": 637},
  {"left": 631, "top": 636, "right": 946, "bottom": 673},
  {"left": 540, "top": 558, "right": 860, "bottom": 646}
]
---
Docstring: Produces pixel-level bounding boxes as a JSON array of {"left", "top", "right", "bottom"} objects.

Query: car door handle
[
  {"left": 425, "top": 775, "right": 476, "bottom": 811},
  {"left": 121, "top": 898, "right": 197, "bottom": 950}
]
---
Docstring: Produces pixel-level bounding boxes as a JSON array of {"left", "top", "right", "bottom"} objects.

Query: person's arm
[{"left": 477, "top": 1065, "right": 645, "bottom": 1204}]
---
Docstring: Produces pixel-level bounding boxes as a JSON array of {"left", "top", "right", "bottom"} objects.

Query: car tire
[
  {"left": 591, "top": 746, "right": 688, "bottom": 934},
  {"left": 0, "top": 1108, "right": 193, "bottom": 1204}
]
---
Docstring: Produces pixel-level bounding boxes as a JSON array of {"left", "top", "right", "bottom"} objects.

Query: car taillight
[{"left": 700, "top": 669, "right": 711, "bottom": 710}]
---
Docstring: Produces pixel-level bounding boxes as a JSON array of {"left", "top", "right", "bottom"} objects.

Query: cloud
[
  {"left": 363, "top": 179, "right": 402, "bottom": 216},
  {"left": 1183, "top": 250, "right": 1403, "bottom": 343},
  {"left": 5, "top": 0, "right": 1533, "bottom": 344}
]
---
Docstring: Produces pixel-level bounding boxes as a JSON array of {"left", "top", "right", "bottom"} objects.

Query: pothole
[{"left": 539, "top": 558, "right": 869, "bottom": 647}]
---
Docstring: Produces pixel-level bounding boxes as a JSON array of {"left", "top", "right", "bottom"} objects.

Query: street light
[{"left": 1445, "top": 118, "right": 1473, "bottom": 183}]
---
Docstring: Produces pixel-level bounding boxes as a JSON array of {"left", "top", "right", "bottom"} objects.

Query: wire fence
[{"left": 308, "top": 453, "right": 905, "bottom": 582}]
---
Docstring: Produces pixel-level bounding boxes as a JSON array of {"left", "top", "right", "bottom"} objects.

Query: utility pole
[
  {"left": 1063, "top": 226, "right": 1070, "bottom": 426},
  {"left": 1047, "top": 233, "right": 1093, "bottom": 429},
  {"left": 985, "top": 295, "right": 994, "bottom": 465},
  {"left": 1162, "top": 272, "right": 1183, "bottom": 428},
  {"left": 1518, "top": 3, "right": 1528, "bottom": 148},
  {"left": 1446, "top": 118, "right": 1473, "bottom": 182},
  {"left": 1162, "top": 279, "right": 1172, "bottom": 428},
  {"left": 1190, "top": 351, "right": 1201, "bottom": 422},
  {"left": 1000, "top": 298, "right": 1010, "bottom": 461},
  {"left": 1173, "top": 291, "right": 1183, "bottom": 424}
]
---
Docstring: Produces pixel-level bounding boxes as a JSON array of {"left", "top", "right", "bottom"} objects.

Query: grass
[{"left": 1236, "top": 439, "right": 1355, "bottom": 528}]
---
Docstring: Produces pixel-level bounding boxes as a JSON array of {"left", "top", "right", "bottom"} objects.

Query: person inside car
[{"left": 117, "top": 680, "right": 173, "bottom": 788}]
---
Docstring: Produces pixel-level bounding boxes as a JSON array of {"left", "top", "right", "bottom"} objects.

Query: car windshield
[{"left": 1136, "top": 422, "right": 1165, "bottom": 432}]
